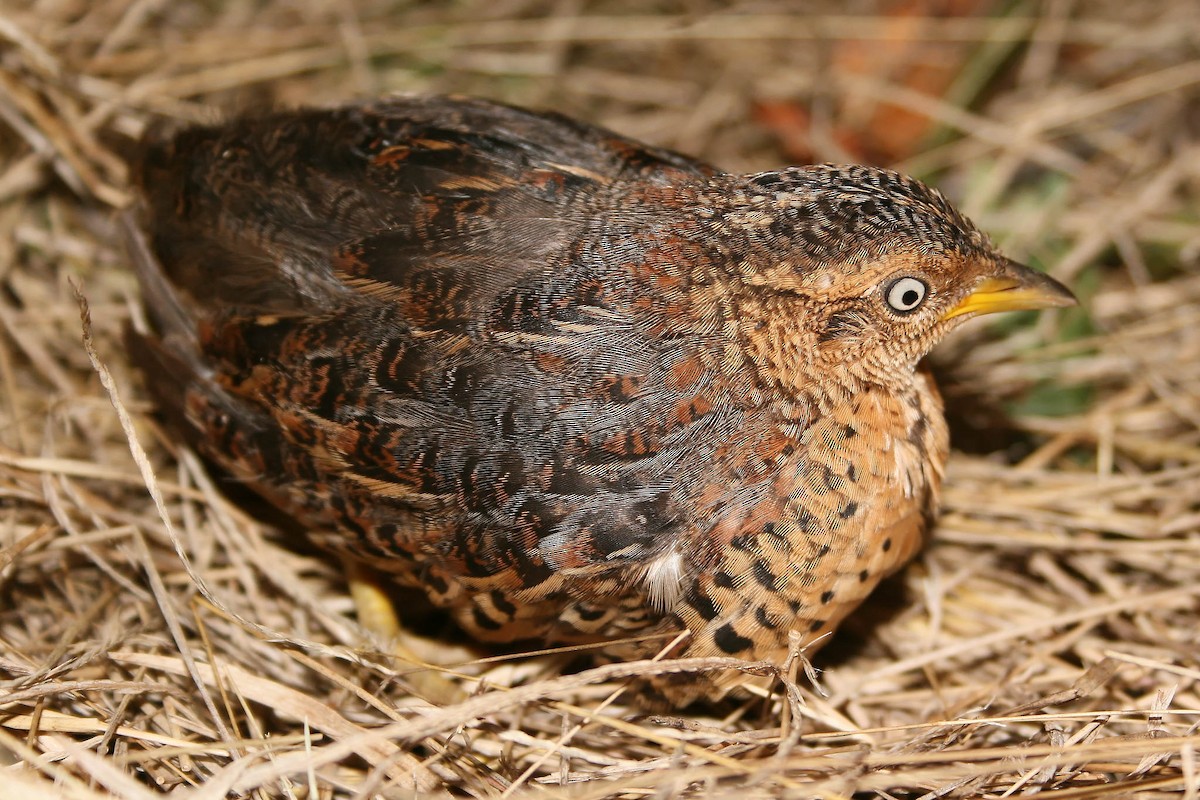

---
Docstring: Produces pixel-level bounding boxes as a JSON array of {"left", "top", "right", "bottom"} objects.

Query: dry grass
[{"left": 2, "top": 1, "right": 1199, "bottom": 797}]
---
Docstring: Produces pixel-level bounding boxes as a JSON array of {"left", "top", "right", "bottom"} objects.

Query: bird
[{"left": 126, "top": 94, "right": 1076, "bottom": 705}]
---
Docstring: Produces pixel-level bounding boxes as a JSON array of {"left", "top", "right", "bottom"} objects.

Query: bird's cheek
[
  {"left": 816, "top": 307, "right": 871, "bottom": 346},
  {"left": 919, "top": 315, "right": 963, "bottom": 350}
]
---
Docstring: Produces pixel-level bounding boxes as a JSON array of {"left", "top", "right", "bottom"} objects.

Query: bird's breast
[{"left": 672, "top": 372, "right": 948, "bottom": 664}]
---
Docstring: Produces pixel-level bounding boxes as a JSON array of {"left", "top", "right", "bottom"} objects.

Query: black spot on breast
[
  {"left": 882, "top": 537, "right": 893, "bottom": 552},
  {"left": 859, "top": 569, "right": 869, "bottom": 582},
  {"left": 839, "top": 501, "right": 858, "bottom": 519},
  {"left": 808, "top": 619, "right": 826, "bottom": 633},
  {"left": 575, "top": 604, "right": 607, "bottom": 622},
  {"left": 762, "top": 523, "right": 792, "bottom": 553},
  {"left": 822, "top": 465, "right": 843, "bottom": 491},
  {"left": 752, "top": 559, "right": 777, "bottom": 591},
  {"left": 820, "top": 590, "right": 834, "bottom": 604},
  {"left": 422, "top": 568, "right": 448, "bottom": 595},
  {"left": 490, "top": 590, "right": 516, "bottom": 617},
  {"left": 730, "top": 532, "right": 757, "bottom": 551},
  {"left": 686, "top": 586, "right": 718, "bottom": 620},
  {"left": 472, "top": 605, "right": 502, "bottom": 631},
  {"left": 713, "top": 623, "right": 753, "bottom": 654},
  {"left": 754, "top": 605, "right": 778, "bottom": 630}
]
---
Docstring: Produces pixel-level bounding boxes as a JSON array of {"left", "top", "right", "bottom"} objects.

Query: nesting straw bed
[{"left": 1, "top": 2, "right": 1199, "bottom": 797}]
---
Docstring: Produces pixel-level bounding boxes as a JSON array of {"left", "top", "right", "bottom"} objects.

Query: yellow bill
[{"left": 943, "top": 259, "right": 1077, "bottom": 321}]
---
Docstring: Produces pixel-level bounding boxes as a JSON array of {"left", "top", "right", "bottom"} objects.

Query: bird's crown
[{"left": 728, "top": 164, "right": 992, "bottom": 267}]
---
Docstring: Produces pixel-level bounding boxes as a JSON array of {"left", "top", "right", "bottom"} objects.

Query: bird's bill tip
[{"left": 942, "top": 260, "right": 1077, "bottom": 321}]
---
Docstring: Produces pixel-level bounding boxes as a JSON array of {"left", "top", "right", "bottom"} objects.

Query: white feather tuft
[{"left": 642, "top": 547, "right": 685, "bottom": 613}]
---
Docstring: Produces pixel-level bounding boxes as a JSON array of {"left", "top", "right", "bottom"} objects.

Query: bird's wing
[
  {"left": 129, "top": 97, "right": 738, "bottom": 632},
  {"left": 133, "top": 95, "right": 715, "bottom": 321}
]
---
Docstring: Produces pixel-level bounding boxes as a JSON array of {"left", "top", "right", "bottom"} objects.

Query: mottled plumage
[{"left": 128, "top": 95, "right": 1075, "bottom": 704}]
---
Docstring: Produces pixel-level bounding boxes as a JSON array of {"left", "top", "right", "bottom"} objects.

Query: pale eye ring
[{"left": 885, "top": 277, "right": 928, "bottom": 314}]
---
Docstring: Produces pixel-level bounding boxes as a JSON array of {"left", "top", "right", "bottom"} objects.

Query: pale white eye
[{"left": 885, "top": 277, "right": 928, "bottom": 314}]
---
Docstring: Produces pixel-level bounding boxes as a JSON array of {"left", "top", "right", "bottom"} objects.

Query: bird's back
[{"left": 129, "top": 96, "right": 772, "bottom": 650}]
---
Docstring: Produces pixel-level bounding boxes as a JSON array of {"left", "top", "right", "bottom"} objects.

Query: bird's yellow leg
[{"left": 342, "top": 558, "right": 466, "bottom": 704}]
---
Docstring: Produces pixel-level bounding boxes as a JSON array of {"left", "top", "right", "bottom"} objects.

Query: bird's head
[{"left": 712, "top": 165, "right": 1077, "bottom": 396}]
